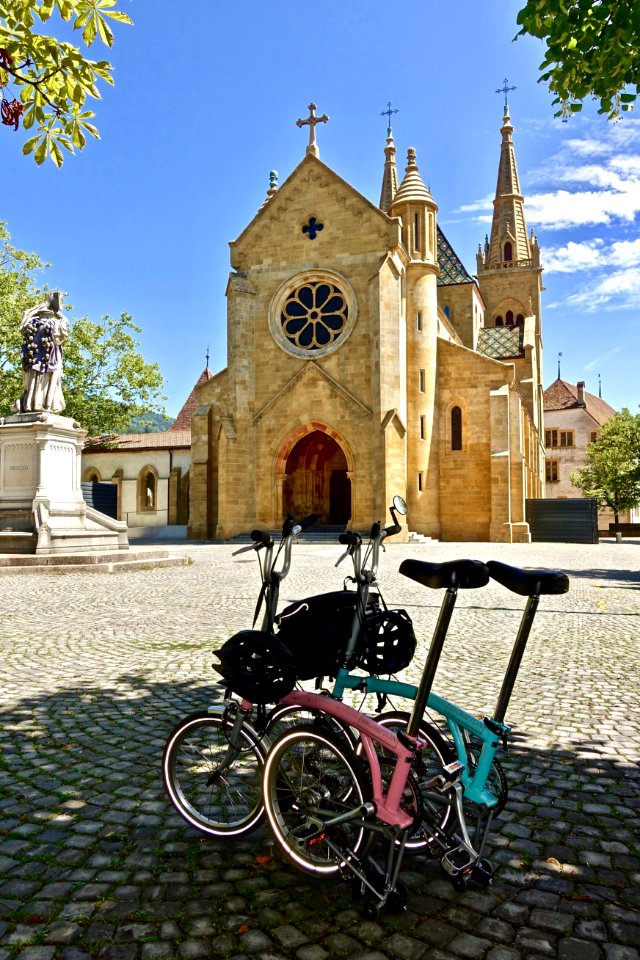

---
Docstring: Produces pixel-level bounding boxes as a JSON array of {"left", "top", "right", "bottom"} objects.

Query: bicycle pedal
[
  {"left": 440, "top": 841, "right": 477, "bottom": 877},
  {"left": 424, "top": 760, "right": 464, "bottom": 792}
]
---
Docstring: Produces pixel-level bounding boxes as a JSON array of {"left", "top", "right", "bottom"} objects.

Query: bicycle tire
[
  {"left": 370, "top": 710, "right": 456, "bottom": 854},
  {"left": 163, "top": 710, "right": 265, "bottom": 837},
  {"left": 263, "top": 724, "right": 373, "bottom": 876},
  {"left": 265, "top": 702, "right": 359, "bottom": 751}
]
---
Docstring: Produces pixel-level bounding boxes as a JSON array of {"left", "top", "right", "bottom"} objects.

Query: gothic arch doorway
[{"left": 281, "top": 429, "right": 351, "bottom": 524}]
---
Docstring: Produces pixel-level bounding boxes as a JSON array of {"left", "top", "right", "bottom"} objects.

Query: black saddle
[
  {"left": 487, "top": 560, "right": 570, "bottom": 597},
  {"left": 399, "top": 558, "right": 489, "bottom": 590}
]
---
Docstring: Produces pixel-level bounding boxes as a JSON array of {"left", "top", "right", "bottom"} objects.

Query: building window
[
  {"left": 495, "top": 315, "right": 503, "bottom": 326},
  {"left": 545, "top": 429, "right": 574, "bottom": 448},
  {"left": 443, "top": 305, "right": 450, "bottom": 319},
  {"left": 504, "top": 241, "right": 513, "bottom": 262},
  {"left": 138, "top": 465, "right": 159, "bottom": 513},
  {"left": 420, "top": 415, "right": 426, "bottom": 440},
  {"left": 546, "top": 460, "right": 559, "bottom": 483},
  {"left": 451, "top": 406, "right": 462, "bottom": 451},
  {"left": 590, "top": 431, "right": 598, "bottom": 443},
  {"left": 418, "top": 472, "right": 423, "bottom": 492},
  {"left": 516, "top": 313, "right": 524, "bottom": 326},
  {"left": 419, "top": 369, "right": 425, "bottom": 392},
  {"left": 506, "top": 310, "right": 514, "bottom": 326},
  {"left": 416, "top": 311, "right": 422, "bottom": 331}
]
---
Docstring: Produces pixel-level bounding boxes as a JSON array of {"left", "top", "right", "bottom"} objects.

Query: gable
[{"left": 229, "top": 154, "right": 401, "bottom": 270}]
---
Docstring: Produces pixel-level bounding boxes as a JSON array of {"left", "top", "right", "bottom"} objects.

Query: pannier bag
[{"left": 276, "top": 590, "right": 416, "bottom": 680}]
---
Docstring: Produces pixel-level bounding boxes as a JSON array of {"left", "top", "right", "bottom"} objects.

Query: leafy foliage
[
  {"left": 0, "top": 222, "right": 167, "bottom": 436},
  {"left": 516, "top": 1, "right": 640, "bottom": 119},
  {"left": 0, "top": 221, "right": 45, "bottom": 411},
  {"left": 0, "top": 0, "right": 132, "bottom": 166},
  {"left": 570, "top": 409, "right": 640, "bottom": 522},
  {"left": 62, "top": 313, "right": 167, "bottom": 438}
]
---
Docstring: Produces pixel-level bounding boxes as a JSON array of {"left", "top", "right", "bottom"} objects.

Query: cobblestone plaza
[{"left": 1, "top": 538, "right": 638, "bottom": 959}]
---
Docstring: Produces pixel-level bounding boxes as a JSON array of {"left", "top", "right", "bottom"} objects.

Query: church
[
  {"left": 187, "top": 103, "right": 543, "bottom": 542},
  {"left": 83, "top": 103, "right": 545, "bottom": 542}
]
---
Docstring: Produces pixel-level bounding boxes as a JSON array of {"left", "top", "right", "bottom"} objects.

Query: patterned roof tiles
[
  {"left": 476, "top": 325, "right": 524, "bottom": 360},
  {"left": 437, "top": 226, "right": 474, "bottom": 285}
]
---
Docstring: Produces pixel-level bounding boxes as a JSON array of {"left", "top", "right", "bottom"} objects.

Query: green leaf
[{"left": 33, "top": 137, "right": 47, "bottom": 165}]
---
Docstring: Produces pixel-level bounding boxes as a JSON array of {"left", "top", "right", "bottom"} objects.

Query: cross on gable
[{"left": 296, "top": 103, "right": 329, "bottom": 158}]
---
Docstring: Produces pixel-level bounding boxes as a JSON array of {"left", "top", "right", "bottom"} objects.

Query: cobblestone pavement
[{"left": 0, "top": 537, "right": 638, "bottom": 960}]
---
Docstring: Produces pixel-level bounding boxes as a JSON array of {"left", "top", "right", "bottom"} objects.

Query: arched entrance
[{"left": 282, "top": 430, "right": 351, "bottom": 524}]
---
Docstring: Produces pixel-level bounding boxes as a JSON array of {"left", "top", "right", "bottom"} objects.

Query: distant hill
[{"left": 125, "top": 412, "right": 174, "bottom": 434}]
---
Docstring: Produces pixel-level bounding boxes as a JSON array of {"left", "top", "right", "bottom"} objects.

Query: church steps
[{"left": 0, "top": 549, "right": 189, "bottom": 574}]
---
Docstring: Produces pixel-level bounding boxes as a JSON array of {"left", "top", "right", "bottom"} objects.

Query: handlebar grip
[
  {"left": 250, "top": 529, "right": 274, "bottom": 546},
  {"left": 383, "top": 523, "right": 402, "bottom": 538},
  {"left": 339, "top": 532, "right": 362, "bottom": 546},
  {"left": 370, "top": 521, "right": 381, "bottom": 539},
  {"left": 297, "top": 514, "right": 317, "bottom": 532}
]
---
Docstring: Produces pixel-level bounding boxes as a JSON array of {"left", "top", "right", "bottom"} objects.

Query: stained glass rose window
[{"left": 280, "top": 281, "right": 348, "bottom": 351}]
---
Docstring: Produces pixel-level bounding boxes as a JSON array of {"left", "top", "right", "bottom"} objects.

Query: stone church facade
[{"left": 187, "top": 105, "right": 545, "bottom": 542}]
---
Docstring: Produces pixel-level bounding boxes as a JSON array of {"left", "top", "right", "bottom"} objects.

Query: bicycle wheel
[
  {"left": 265, "top": 703, "right": 359, "bottom": 751},
  {"left": 371, "top": 711, "right": 456, "bottom": 854},
  {"left": 263, "top": 725, "right": 373, "bottom": 876},
  {"left": 163, "top": 710, "right": 265, "bottom": 837}
]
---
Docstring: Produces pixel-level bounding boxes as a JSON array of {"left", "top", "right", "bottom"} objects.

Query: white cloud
[
  {"left": 544, "top": 240, "right": 604, "bottom": 273},
  {"left": 584, "top": 348, "right": 620, "bottom": 372},
  {"left": 564, "top": 266, "right": 640, "bottom": 311}
]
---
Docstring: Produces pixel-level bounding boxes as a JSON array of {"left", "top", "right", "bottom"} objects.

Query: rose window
[{"left": 280, "top": 281, "right": 348, "bottom": 351}]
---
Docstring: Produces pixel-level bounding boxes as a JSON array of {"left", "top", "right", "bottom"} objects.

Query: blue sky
[{"left": 2, "top": 0, "right": 639, "bottom": 417}]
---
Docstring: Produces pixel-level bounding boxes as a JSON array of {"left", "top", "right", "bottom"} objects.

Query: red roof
[
  {"left": 170, "top": 367, "right": 213, "bottom": 431},
  {"left": 543, "top": 379, "right": 616, "bottom": 425}
]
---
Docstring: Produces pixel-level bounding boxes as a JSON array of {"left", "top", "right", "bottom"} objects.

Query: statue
[{"left": 12, "top": 292, "right": 68, "bottom": 415}]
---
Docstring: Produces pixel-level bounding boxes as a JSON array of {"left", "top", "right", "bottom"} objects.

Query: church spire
[
  {"left": 379, "top": 124, "right": 398, "bottom": 211},
  {"left": 482, "top": 106, "right": 534, "bottom": 268}
]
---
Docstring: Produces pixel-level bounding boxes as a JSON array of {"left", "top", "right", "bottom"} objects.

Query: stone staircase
[{"left": 0, "top": 548, "right": 190, "bottom": 575}]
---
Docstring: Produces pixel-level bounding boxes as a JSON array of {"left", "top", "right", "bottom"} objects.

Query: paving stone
[
  {"left": 558, "top": 937, "right": 603, "bottom": 960},
  {"left": 1, "top": 543, "right": 639, "bottom": 960}
]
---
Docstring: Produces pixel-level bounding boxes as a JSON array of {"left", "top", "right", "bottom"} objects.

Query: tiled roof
[
  {"left": 84, "top": 430, "right": 191, "bottom": 452},
  {"left": 437, "top": 226, "right": 474, "bottom": 285},
  {"left": 543, "top": 379, "right": 616, "bottom": 424},
  {"left": 170, "top": 367, "right": 213, "bottom": 431},
  {"left": 476, "top": 325, "right": 524, "bottom": 360}
]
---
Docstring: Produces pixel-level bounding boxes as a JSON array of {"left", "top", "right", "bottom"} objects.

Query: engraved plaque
[{"left": 2, "top": 441, "right": 37, "bottom": 495}]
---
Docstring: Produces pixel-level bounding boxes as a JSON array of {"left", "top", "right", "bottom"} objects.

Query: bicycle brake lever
[{"left": 335, "top": 549, "right": 349, "bottom": 567}]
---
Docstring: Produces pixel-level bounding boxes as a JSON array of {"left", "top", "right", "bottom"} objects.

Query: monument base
[{"left": 0, "top": 411, "right": 128, "bottom": 555}]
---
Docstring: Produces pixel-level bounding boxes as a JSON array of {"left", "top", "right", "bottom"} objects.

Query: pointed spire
[
  {"left": 260, "top": 170, "right": 278, "bottom": 208},
  {"left": 379, "top": 125, "right": 398, "bottom": 211},
  {"left": 390, "top": 148, "right": 433, "bottom": 206},
  {"left": 483, "top": 107, "right": 531, "bottom": 267}
]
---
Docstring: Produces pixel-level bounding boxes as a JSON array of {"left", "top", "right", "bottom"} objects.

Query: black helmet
[
  {"left": 213, "top": 630, "right": 297, "bottom": 704},
  {"left": 358, "top": 609, "right": 416, "bottom": 675}
]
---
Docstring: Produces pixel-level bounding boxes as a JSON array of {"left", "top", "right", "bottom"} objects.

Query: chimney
[{"left": 577, "top": 381, "right": 586, "bottom": 406}]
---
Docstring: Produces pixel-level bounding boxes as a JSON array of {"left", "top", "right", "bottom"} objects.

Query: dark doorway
[{"left": 283, "top": 431, "right": 351, "bottom": 524}]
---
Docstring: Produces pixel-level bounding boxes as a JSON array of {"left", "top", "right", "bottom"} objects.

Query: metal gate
[
  {"left": 81, "top": 481, "right": 118, "bottom": 520},
  {"left": 526, "top": 498, "right": 598, "bottom": 544}
]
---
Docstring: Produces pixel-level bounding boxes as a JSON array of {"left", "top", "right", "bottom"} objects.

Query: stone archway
[{"left": 276, "top": 424, "right": 352, "bottom": 525}]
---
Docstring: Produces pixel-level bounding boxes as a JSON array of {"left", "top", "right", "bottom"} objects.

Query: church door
[{"left": 283, "top": 431, "right": 351, "bottom": 524}]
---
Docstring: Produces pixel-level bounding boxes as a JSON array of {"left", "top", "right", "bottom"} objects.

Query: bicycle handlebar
[
  {"left": 250, "top": 529, "right": 274, "bottom": 547},
  {"left": 292, "top": 513, "right": 317, "bottom": 535},
  {"left": 339, "top": 532, "right": 362, "bottom": 546}
]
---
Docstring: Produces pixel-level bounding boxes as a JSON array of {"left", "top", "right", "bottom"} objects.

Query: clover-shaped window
[{"left": 281, "top": 281, "right": 348, "bottom": 351}]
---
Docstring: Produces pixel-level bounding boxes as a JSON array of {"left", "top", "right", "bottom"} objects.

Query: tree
[
  {"left": 0, "top": 0, "right": 131, "bottom": 166},
  {"left": 62, "top": 312, "right": 167, "bottom": 438},
  {"left": 571, "top": 409, "right": 640, "bottom": 523},
  {"left": 0, "top": 222, "right": 167, "bottom": 436},
  {"left": 0, "top": 221, "right": 45, "bottom": 409},
  {"left": 516, "top": 1, "right": 640, "bottom": 119}
]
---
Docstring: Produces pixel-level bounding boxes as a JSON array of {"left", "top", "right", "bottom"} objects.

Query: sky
[{"left": 2, "top": 0, "right": 639, "bottom": 418}]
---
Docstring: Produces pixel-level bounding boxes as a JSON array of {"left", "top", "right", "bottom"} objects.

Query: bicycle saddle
[
  {"left": 399, "top": 558, "right": 489, "bottom": 590},
  {"left": 486, "top": 560, "right": 569, "bottom": 597}
]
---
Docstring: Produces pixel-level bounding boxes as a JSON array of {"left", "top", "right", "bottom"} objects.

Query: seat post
[
  {"left": 406, "top": 586, "right": 458, "bottom": 738},
  {"left": 493, "top": 594, "right": 539, "bottom": 723}
]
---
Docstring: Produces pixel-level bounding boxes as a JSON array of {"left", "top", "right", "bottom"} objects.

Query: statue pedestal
[{"left": 0, "top": 412, "right": 128, "bottom": 555}]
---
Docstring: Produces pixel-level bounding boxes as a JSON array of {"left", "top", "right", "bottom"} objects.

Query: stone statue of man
[{"left": 12, "top": 292, "right": 68, "bottom": 414}]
